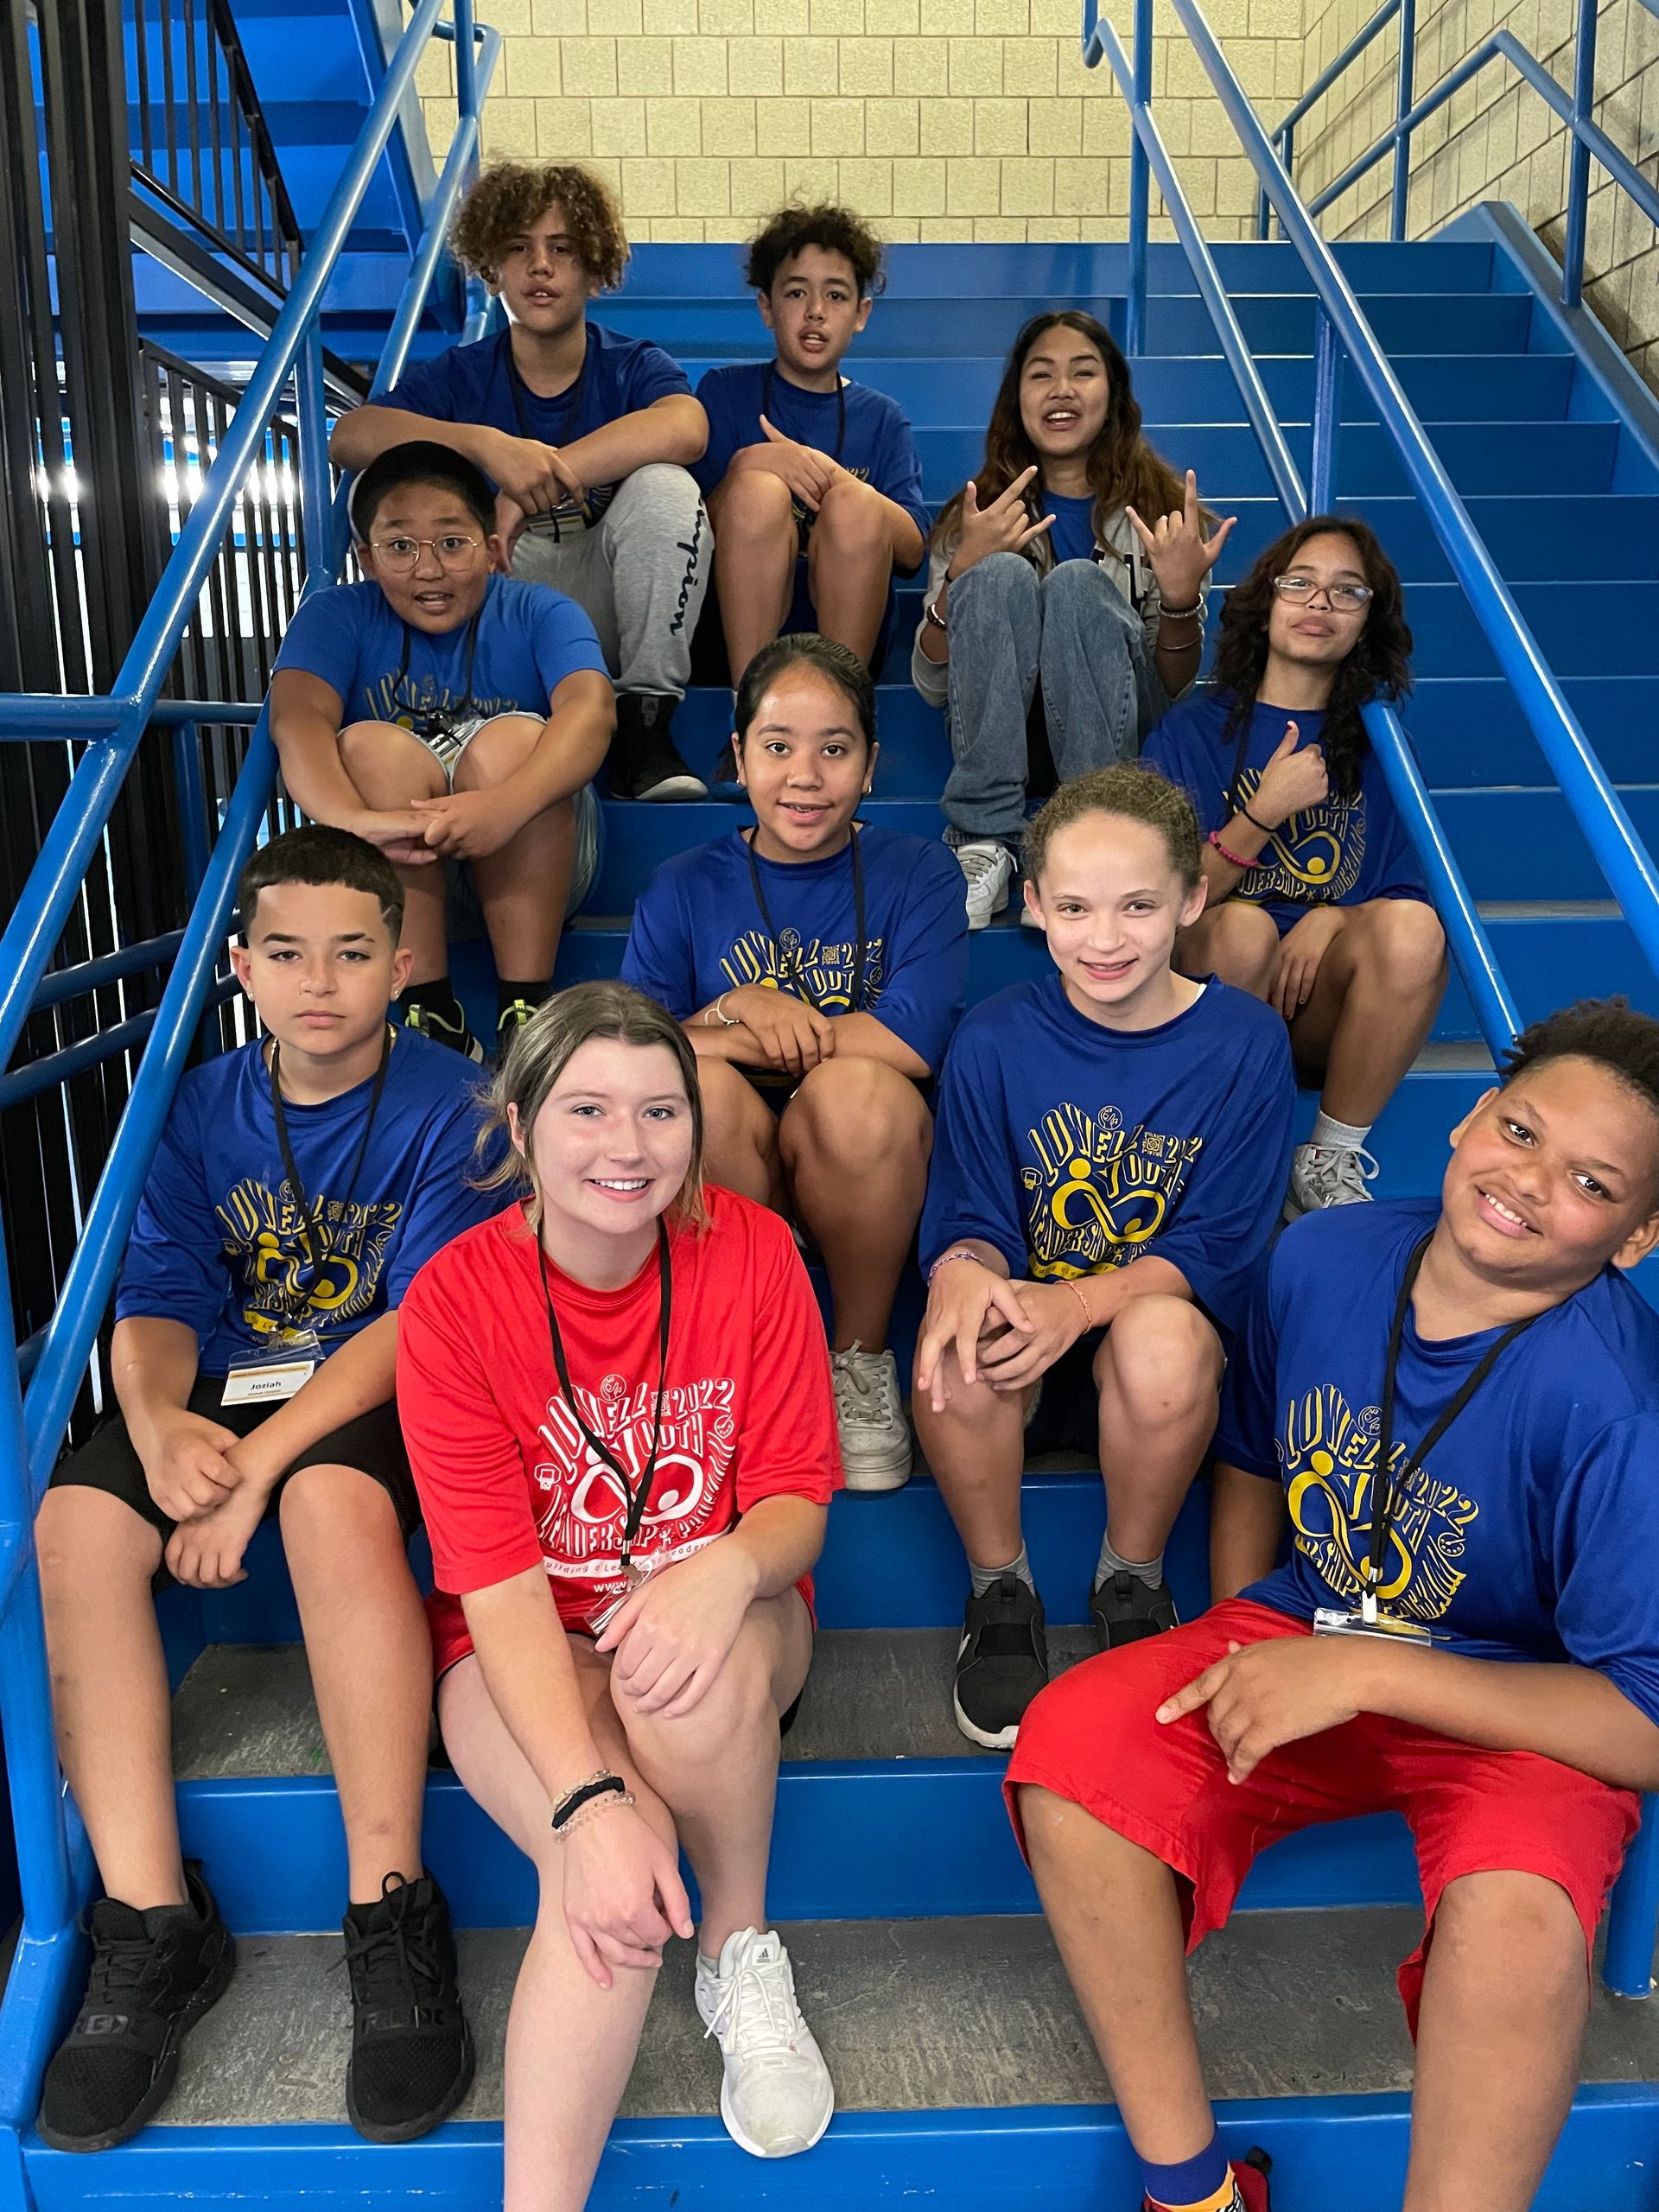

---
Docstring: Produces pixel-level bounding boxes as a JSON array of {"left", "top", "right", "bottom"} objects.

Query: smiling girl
[
  {"left": 622, "top": 636, "right": 968, "bottom": 1491},
  {"left": 1141, "top": 515, "right": 1447, "bottom": 1217},
  {"left": 913, "top": 766, "right": 1294, "bottom": 1750},
  {"left": 396, "top": 982, "right": 840, "bottom": 2209},
  {"left": 912, "top": 312, "right": 1235, "bottom": 929}
]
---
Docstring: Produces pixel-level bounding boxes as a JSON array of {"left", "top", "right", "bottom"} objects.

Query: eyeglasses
[
  {"left": 367, "top": 532, "right": 485, "bottom": 574},
  {"left": 1272, "top": 572, "right": 1373, "bottom": 612}
]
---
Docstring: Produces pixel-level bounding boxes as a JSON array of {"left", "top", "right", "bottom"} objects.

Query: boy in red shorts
[{"left": 1008, "top": 997, "right": 1659, "bottom": 2212}]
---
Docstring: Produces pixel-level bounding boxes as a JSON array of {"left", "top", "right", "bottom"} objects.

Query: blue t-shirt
[
  {"left": 1221, "top": 1199, "right": 1659, "bottom": 1723},
  {"left": 272, "top": 574, "right": 607, "bottom": 732},
  {"left": 116, "top": 1032, "right": 505, "bottom": 1376},
  {"left": 693, "top": 363, "right": 930, "bottom": 639},
  {"left": 921, "top": 972, "right": 1295, "bottom": 1347},
  {"left": 379, "top": 325, "right": 692, "bottom": 518},
  {"left": 1043, "top": 491, "right": 1097, "bottom": 566},
  {"left": 1141, "top": 691, "right": 1430, "bottom": 935},
  {"left": 620, "top": 825, "right": 967, "bottom": 1076}
]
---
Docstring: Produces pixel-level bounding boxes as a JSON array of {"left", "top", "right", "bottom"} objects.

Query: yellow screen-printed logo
[
  {"left": 1019, "top": 1101, "right": 1202, "bottom": 1281},
  {"left": 217, "top": 1178, "right": 403, "bottom": 1337},
  {"left": 1281, "top": 1383, "right": 1478, "bottom": 1621},
  {"left": 718, "top": 927, "right": 887, "bottom": 1016},
  {"left": 1231, "top": 765, "right": 1366, "bottom": 906}
]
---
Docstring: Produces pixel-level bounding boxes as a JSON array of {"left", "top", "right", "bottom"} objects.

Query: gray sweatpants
[
  {"left": 511, "top": 461, "right": 710, "bottom": 702},
  {"left": 942, "top": 554, "right": 1169, "bottom": 844}
]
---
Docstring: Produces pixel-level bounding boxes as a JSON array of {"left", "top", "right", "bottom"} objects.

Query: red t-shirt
[{"left": 397, "top": 1185, "right": 842, "bottom": 1675}]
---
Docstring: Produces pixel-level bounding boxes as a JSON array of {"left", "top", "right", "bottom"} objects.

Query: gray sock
[
  {"left": 969, "top": 1544, "right": 1034, "bottom": 1599},
  {"left": 1096, "top": 1532, "right": 1164, "bottom": 1592}
]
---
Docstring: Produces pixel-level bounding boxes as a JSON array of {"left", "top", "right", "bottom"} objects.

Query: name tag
[
  {"left": 1313, "top": 1605, "right": 1436, "bottom": 1648},
  {"left": 222, "top": 1358, "right": 316, "bottom": 1406}
]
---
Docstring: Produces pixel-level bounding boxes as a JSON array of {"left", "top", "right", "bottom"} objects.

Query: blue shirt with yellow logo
[
  {"left": 620, "top": 823, "right": 968, "bottom": 1076},
  {"left": 1222, "top": 1199, "right": 1659, "bottom": 1721},
  {"left": 115, "top": 1031, "right": 502, "bottom": 1374},
  {"left": 920, "top": 972, "right": 1294, "bottom": 1347},
  {"left": 1141, "top": 690, "right": 1430, "bottom": 934}
]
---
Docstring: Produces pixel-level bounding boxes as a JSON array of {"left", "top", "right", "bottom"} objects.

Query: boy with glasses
[{"left": 270, "top": 442, "right": 614, "bottom": 1059}]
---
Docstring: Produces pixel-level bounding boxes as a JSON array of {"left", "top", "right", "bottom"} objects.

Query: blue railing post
[
  {"left": 297, "top": 327, "right": 332, "bottom": 574},
  {"left": 1561, "top": 0, "right": 1598, "bottom": 308},
  {"left": 1310, "top": 308, "right": 1340, "bottom": 512},
  {"left": 170, "top": 722, "right": 211, "bottom": 905},
  {"left": 1390, "top": 0, "right": 1415, "bottom": 238},
  {"left": 1127, "top": 0, "right": 1153, "bottom": 355}
]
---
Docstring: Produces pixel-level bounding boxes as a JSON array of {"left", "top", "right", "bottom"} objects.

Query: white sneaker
[
  {"left": 954, "top": 840, "right": 1014, "bottom": 931},
  {"left": 695, "top": 1928, "right": 834, "bottom": 2158},
  {"left": 1284, "top": 1140, "right": 1380, "bottom": 1222},
  {"left": 830, "top": 1344, "right": 912, "bottom": 1491}
]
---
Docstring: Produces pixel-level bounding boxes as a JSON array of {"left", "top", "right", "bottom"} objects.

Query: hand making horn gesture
[
  {"left": 945, "top": 465, "right": 1055, "bottom": 580},
  {"left": 1125, "top": 469, "right": 1236, "bottom": 611}
]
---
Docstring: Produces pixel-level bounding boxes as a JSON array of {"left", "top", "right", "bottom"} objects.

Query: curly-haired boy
[
  {"left": 332, "top": 162, "right": 710, "bottom": 803},
  {"left": 692, "top": 203, "right": 930, "bottom": 681}
]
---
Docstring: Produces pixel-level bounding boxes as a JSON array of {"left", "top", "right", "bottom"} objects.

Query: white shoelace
[
  {"left": 831, "top": 1345, "right": 899, "bottom": 1432},
  {"left": 1304, "top": 1143, "right": 1380, "bottom": 1204},
  {"left": 702, "top": 1943, "right": 804, "bottom": 2068},
  {"left": 957, "top": 846, "right": 1008, "bottom": 891}
]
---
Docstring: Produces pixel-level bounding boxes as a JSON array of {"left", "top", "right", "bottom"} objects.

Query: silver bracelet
[{"left": 926, "top": 1247, "right": 984, "bottom": 1282}]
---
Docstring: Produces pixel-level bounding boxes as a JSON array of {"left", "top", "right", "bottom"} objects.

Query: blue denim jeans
[{"left": 942, "top": 554, "right": 1170, "bottom": 845}]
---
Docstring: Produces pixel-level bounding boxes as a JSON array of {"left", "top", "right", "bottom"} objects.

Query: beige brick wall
[
  {"left": 416, "top": 0, "right": 1308, "bottom": 245},
  {"left": 1297, "top": 0, "right": 1659, "bottom": 385}
]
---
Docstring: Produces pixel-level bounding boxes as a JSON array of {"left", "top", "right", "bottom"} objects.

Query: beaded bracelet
[
  {"left": 1062, "top": 1279, "right": 1095, "bottom": 1329},
  {"left": 926, "top": 1247, "right": 983, "bottom": 1283},
  {"left": 550, "top": 1770, "right": 631, "bottom": 1834},
  {"left": 1208, "top": 830, "right": 1255, "bottom": 871}
]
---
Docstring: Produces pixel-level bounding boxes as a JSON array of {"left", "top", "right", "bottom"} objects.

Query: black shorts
[
  {"left": 48, "top": 1376, "right": 420, "bottom": 1577},
  {"left": 1023, "top": 1325, "right": 1106, "bottom": 1459}
]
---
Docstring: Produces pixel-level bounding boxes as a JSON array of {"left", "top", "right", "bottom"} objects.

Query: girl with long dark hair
[
  {"left": 912, "top": 310, "right": 1234, "bottom": 928},
  {"left": 1141, "top": 515, "right": 1447, "bottom": 1215}
]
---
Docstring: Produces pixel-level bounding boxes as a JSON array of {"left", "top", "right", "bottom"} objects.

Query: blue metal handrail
[
  {"left": 1082, "top": 0, "right": 1520, "bottom": 1058},
  {"left": 1264, "top": 0, "right": 1655, "bottom": 315},
  {"left": 0, "top": 0, "right": 499, "bottom": 2138},
  {"left": 1084, "top": 0, "right": 1659, "bottom": 1016}
]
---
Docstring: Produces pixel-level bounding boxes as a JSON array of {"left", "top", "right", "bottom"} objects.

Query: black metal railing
[{"left": 130, "top": 0, "right": 302, "bottom": 292}]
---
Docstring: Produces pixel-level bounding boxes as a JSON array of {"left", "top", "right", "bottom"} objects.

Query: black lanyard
[
  {"left": 505, "top": 327, "right": 588, "bottom": 448},
  {"left": 743, "top": 826, "right": 868, "bottom": 1014},
  {"left": 1364, "top": 1232, "right": 1543, "bottom": 1609},
  {"left": 540, "top": 1224, "right": 672, "bottom": 1576},
  {"left": 761, "top": 362, "right": 848, "bottom": 466},
  {"left": 391, "top": 600, "right": 483, "bottom": 730},
  {"left": 267, "top": 1024, "right": 393, "bottom": 1325}
]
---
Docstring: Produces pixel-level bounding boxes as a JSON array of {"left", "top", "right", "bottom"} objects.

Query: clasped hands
[{"left": 914, "top": 1257, "right": 1094, "bottom": 1413}]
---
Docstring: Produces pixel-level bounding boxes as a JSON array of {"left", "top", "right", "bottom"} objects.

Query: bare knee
[
  {"left": 452, "top": 712, "right": 544, "bottom": 791},
  {"left": 714, "top": 468, "right": 796, "bottom": 545},
  {"left": 613, "top": 1624, "right": 774, "bottom": 1761},
  {"left": 1432, "top": 1870, "right": 1586, "bottom": 2005},
  {"left": 1198, "top": 903, "right": 1281, "bottom": 995},
  {"left": 810, "top": 476, "right": 888, "bottom": 556},
  {"left": 1357, "top": 898, "right": 1447, "bottom": 994},
  {"left": 1097, "top": 1297, "right": 1224, "bottom": 1421},
  {"left": 699, "top": 1058, "right": 779, "bottom": 1153},
  {"left": 785, "top": 1057, "right": 930, "bottom": 1166},
  {"left": 279, "top": 1463, "right": 404, "bottom": 1568},
  {"left": 35, "top": 1484, "right": 161, "bottom": 1593},
  {"left": 337, "top": 721, "right": 446, "bottom": 804}
]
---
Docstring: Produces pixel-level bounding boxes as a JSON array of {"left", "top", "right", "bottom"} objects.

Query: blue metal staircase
[{"left": 9, "top": 0, "right": 1659, "bottom": 2204}]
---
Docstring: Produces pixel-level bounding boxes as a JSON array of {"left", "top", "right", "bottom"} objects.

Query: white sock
[
  {"left": 969, "top": 1544, "right": 1034, "bottom": 1598},
  {"left": 1309, "top": 1109, "right": 1371, "bottom": 1153}
]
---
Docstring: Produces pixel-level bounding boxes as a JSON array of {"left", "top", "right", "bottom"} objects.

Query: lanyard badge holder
[
  {"left": 1313, "top": 1231, "right": 1540, "bottom": 1647},
  {"left": 222, "top": 1027, "right": 392, "bottom": 1406},
  {"left": 538, "top": 1225, "right": 674, "bottom": 1636}
]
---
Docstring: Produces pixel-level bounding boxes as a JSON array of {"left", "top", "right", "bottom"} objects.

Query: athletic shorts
[
  {"left": 1004, "top": 1597, "right": 1641, "bottom": 2035},
  {"left": 48, "top": 1376, "right": 421, "bottom": 1586},
  {"left": 1023, "top": 1327, "right": 1106, "bottom": 1457}
]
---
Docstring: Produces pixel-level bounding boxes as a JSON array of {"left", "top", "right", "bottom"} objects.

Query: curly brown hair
[
  {"left": 1024, "top": 763, "right": 1202, "bottom": 890},
  {"left": 1503, "top": 997, "right": 1659, "bottom": 1128},
  {"left": 932, "top": 312, "right": 1188, "bottom": 564},
  {"left": 745, "top": 202, "right": 886, "bottom": 297},
  {"left": 450, "top": 162, "right": 629, "bottom": 292},
  {"left": 1211, "top": 513, "right": 1413, "bottom": 803}
]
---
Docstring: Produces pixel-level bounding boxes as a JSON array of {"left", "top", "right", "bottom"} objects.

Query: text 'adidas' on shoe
[
  {"left": 954, "top": 1573, "right": 1048, "bottom": 1750},
  {"left": 695, "top": 1927, "right": 834, "bottom": 2158},
  {"left": 830, "top": 1344, "right": 912, "bottom": 1491},
  {"left": 39, "top": 1861, "right": 234, "bottom": 2152},
  {"left": 341, "top": 1872, "right": 474, "bottom": 2144}
]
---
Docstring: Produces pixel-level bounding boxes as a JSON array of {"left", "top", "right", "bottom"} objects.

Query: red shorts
[{"left": 1005, "top": 1599, "right": 1640, "bottom": 2034}]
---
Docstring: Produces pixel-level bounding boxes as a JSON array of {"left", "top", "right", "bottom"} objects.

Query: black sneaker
[
  {"left": 611, "top": 694, "right": 708, "bottom": 802},
  {"left": 403, "top": 1000, "right": 485, "bottom": 1062},
  {"left": 342, "top": 1872, "right": 474, "bottom": 2144},
  {"left": 495, "top": 998, "right": 538, "bottom": 1059},
  {"left": 953, "top": 1573, "right": 1049, "bottom": 1750},
  {"left": 38, "top": 1862, "right": 234, "bottom": 2152},
  {"left": 1090, "top": 1569, "right": 1179, "bottom": 1651}
]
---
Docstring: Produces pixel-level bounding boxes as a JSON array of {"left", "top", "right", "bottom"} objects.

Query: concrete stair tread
[
  {"left": 150, "top": 1907, "right": 1659, "bottom": 2128},
  {"left": 173, "top": 1625, "right": 1101, "bottom": 1780}
]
